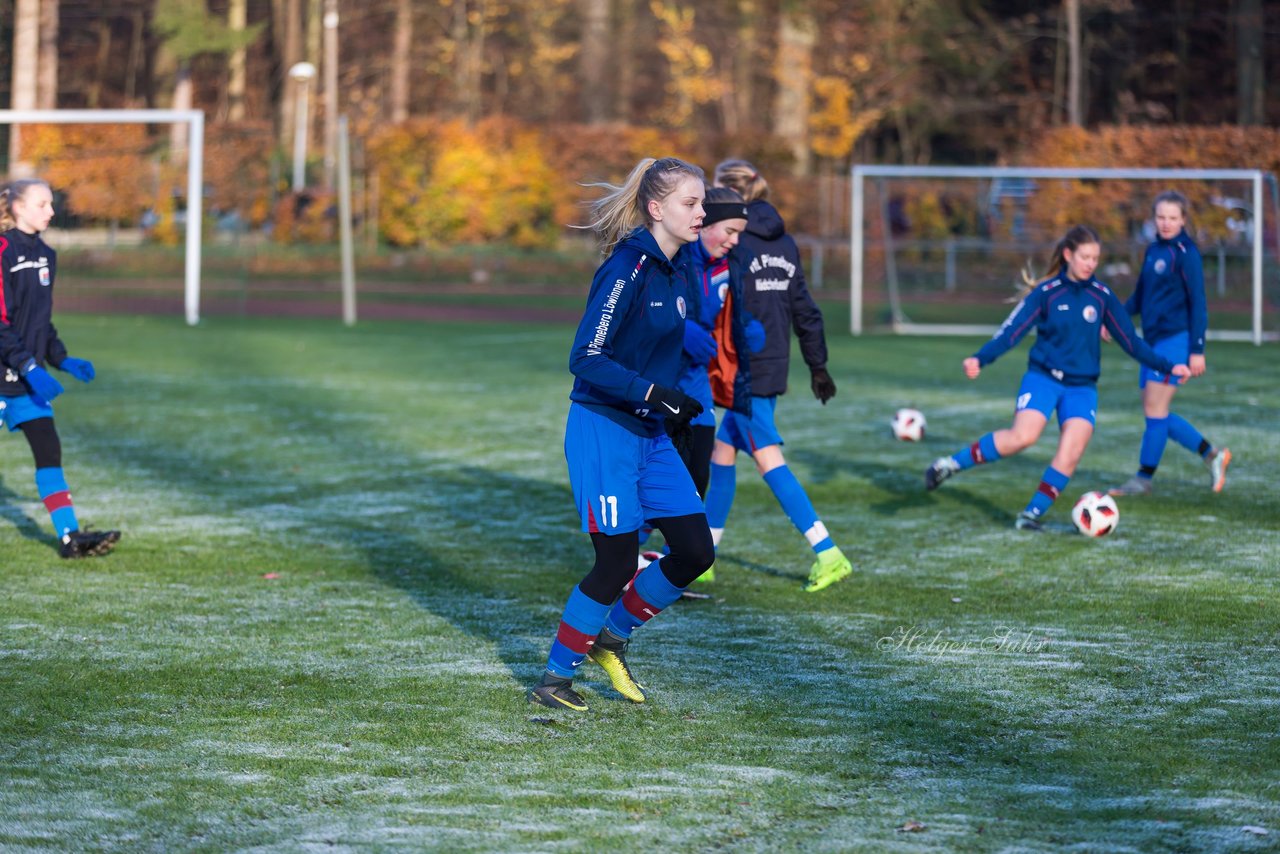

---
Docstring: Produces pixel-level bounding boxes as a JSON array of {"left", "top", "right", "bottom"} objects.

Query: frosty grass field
[{"left": 2, "top": 311, "right": 1277, "bottom": 852}]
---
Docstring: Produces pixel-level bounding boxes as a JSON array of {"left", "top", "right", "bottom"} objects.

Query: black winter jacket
[
  {"left": 730, "top": 200, "right": 828, "bottom": 397},
  {"left": 0, "top": 228, "right": 68, "bottom": 397}
]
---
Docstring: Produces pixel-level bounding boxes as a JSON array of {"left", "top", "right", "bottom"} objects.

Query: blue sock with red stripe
[
  {"left": 703, "top": 462, "right": 735, "bottom": 546},
  {"left": 952, "top": 433, "right": 1001, "bottom": 471},
  {"left": 603, "top": 558, "right": 683, "bottom": 639},
  {"left": 1138, "top": 416, "right": 1169, "bottom": 476},
  {"left": 763, "top": 465, "right": 834, "bottom": 554},
  {"left": 545, "top": 585, "right": 609, "bottom": 679},
  {"left": 1166, "top": 413, "right": 1207, "bottom": 457},
  {"left": 1023, "top": 466, "right": 1069, "bottom": 519},
  {"left": 35, "top": 467, "right": 78, "bottom": 538}
]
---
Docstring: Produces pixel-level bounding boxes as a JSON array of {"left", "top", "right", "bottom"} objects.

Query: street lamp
[{"left": 288, "top": 61, "right": 316, "bottom": 192}]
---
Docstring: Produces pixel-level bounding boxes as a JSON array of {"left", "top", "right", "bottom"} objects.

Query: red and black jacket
[{"left": 0, "top": 228, "right": 68, "bottom": 397}]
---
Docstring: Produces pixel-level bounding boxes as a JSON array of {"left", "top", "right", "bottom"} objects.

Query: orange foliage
[
  {"left": 1019, "top": 125, "right": 1280, "bottom": 242},
  {"left": 23, "top": 124, "right": 153, "bottom": 225},
  {"left": 366, "top": 117, "right": 694, "bottom": 248},
  {"left": 203, "top": 122, "right": 275, "bottom": 228}
]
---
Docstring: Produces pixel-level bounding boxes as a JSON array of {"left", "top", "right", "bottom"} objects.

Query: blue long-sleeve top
[
  {"left": 1122, "top": 228, "right": 1207, "bottom": 354},
  {"left": 974, "top": 269, "right": 1177, "bottom": 386},
  {"left": 568, "top": 227, "right": 694, "bottom": 437}
]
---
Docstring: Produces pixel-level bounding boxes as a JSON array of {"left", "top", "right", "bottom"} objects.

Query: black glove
[
  {"left": 646, "top": 383, "right": 703, "bottom": 428},
  {"left": 810, "top": 367, "right": 836, "bottom": 404},
  {"left": 665, "top": 416, "right": 696, "bottom": 460}
]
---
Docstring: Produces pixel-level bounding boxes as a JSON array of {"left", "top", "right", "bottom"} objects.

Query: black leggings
[
  {"left": 19, "top": 417, "right": 62, "bottom": 469},
  {"left": 579, "top": 513, "right": 715, "bottom": 605},
  {"left": 678, "top": 425, "right": 716, "bottom": 498}
]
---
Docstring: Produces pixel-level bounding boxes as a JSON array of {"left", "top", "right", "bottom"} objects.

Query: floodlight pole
[
  {"left": 338, "top": 115, "right": 356, "bottom": 326},
  {"left": 0, "top": 108, "right": 205, "bottom": 326},
  {"left": 288, "top": 62, "right": 316, "bottom": 192}
]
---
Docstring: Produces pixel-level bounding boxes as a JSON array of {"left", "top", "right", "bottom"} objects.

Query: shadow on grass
[
  {"left": 788, "top": 446, "right": 1018, "bottom": 524},
  {"left": 0, "top": 475, "right": 54, "bottom": 548}
]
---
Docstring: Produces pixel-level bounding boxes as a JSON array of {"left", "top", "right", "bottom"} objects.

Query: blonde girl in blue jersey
[
  {"left": 528, "top": 158, "right": 714, "bottom": 713},
  {"left": 924, "top": 225, "right": 1191, "bottom": 530},
  {"left": 1108, "top": 191, "right": 1231, "bottom": 496}
]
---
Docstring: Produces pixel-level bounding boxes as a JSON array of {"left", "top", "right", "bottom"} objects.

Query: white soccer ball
[
  {"left": 1072, "top": 491, "right": 1119, "bottom": 538},
  {"left": 891, "top": 408, "right": 927, "bottom": 442}
]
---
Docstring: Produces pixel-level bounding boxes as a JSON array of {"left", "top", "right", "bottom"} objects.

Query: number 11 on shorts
[{"left": 598, "top": 495, "right": 618, "bottom": 529}]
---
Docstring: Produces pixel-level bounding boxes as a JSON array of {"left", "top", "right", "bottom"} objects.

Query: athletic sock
[
  {"left": 35, "top": 467, "right": 78, "bottom": 538},
  {"left": 703, "top": 462, "right": 735, "bottom": 548},
  {"left": 763, "top": 465, "right": 834, "bottom": 554},
  {"left": 1024, "top": 466, "right": 1070, "bottom": 519},
  {"left": 604, "top": 558, "right": 684, "bottom": 639},
  {"left": 1166, "top": 413, "right": 1208, "bottom": 457},
  {"left": 1138, "top": 416, "right": 1169, "bottom": 475},
  {"left": 952, "top": 432, "right": 1002, "bottom": 471},
  {"left": 545, "top": 585, "right": 609, "bottom": 679}
]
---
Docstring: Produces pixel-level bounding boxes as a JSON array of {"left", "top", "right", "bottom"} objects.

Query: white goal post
[
  {"left": 850, "top": 165, "right": 1269, "bottom": 345},
  {"left": 1, "top": 108, "right": 205, "bottom": 326}
]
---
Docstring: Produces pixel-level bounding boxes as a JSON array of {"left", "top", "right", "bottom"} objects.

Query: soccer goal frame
[
  {"left": 850, "top": 165, "right": 1270, "bottom": 345},
  {"left": 1, "top": 108, "right": 205, "bottom": 326}
]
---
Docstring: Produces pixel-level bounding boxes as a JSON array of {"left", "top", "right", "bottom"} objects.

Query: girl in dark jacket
[
  {"left": 703, "top": 160, "right": 850, "bottom": 593},
  {"left": 0, "top": 179, "right": 119, "bottom": 558}
]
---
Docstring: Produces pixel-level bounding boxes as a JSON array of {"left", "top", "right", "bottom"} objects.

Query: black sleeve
[{"left": 787, "top": 238, "right": 828, "bottom": 370}]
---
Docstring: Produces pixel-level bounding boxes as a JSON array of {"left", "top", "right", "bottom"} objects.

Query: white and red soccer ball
[
  {"left": 1072, "top": 491, "right": 1119, "bottom": 537},
  {"left": 891, "top": 408, "right": 927, "bottom": 442}
]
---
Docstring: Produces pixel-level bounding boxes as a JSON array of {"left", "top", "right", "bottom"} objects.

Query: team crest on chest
[
  {"left": 1153, "top": 258, "right": 1167, "bottom": 274},
  {"left": 39, "top": 266, "right": 51, "bottom": 286},
  {"left": 1082, "top": 305, "right": 1098, "bottom": 323},
  {"left": 676, "top": 296, "right": 686, "bottom": 318}
]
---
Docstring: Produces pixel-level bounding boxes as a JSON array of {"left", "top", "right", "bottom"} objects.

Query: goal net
[
  {"left": 850, "top": 166, "right": 1276, "bottom": 344},
  {"left": 1, "top": 109, "right": 205, "bottom": 325}
]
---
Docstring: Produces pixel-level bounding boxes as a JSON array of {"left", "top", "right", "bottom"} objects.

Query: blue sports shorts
[
  {"left": 716, "top": 394, "right": 783, "bottom": 453},
  {"left": 564, "top": 403, "right": 705, "bottom": 534},
  {"left": 1139, "top": 331, "right": 1189, "bottom": 388},
  {"left": 0, "top": 394, "right": 54, "bottom": 432},
  {"left": 1015, "top": 371, "right": 1097, "bottom": 427}
]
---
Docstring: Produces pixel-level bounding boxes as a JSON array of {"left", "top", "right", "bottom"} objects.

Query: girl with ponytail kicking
[{"left": 924, "top": 225, "right": 1190, "bottom": 531}]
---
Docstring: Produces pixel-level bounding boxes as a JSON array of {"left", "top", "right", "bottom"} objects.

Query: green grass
[{"left": 2, "top": 314, "right": 1278, "bottom": 852}]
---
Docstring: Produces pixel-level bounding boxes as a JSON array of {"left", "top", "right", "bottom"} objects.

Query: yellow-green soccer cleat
[
  {"left": 527, "top": 673, "right": 588, "bottom": 712},
  {"left": 692, "top": 564, "right": 715, "bottom": 583},
  {"left": 804, "top": 546, "right": 853, "bottom": 593},
  {"left": 588, "top": 629, "right": 647, "bottom": 703}
]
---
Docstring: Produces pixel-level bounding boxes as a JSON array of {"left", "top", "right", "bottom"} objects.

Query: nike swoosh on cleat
[{"left": 661, "top": 401, "right": 680, "bottom": 414}]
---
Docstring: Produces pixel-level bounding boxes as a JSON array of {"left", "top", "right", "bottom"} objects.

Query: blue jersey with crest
[
  {"left": 568, "top": 227, "right": 693, "bottom": 437},
  {"left": 974, "top": 270, "right": 1176, "bottom": 386},
  {"left": 1123, "top": 229, "right": 1207, "bottom": 354}
]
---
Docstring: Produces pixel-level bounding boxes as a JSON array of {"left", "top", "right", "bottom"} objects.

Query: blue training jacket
[
  {"left": 1122, "top": 229, "right": 1207, "bottom": 354},
  {"left": 974, "top": 270, "right": 1177, "bottom": 386},
  {"left": 568, "top": 227, "right": 694, "bottom": 437}
]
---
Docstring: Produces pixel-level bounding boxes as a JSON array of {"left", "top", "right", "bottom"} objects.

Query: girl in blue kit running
[
  {"left": 1, "top": 179, "right": 120, "bottom": 558},
  {"left": 923, "top": 225, "right": 1191, "bottom": 531},
  {"left": 528, "top": 157, "right": 715, "bottom": 713},
  {"left": 1108, "top": 191, "right": 1231, "bottom": 496}
]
